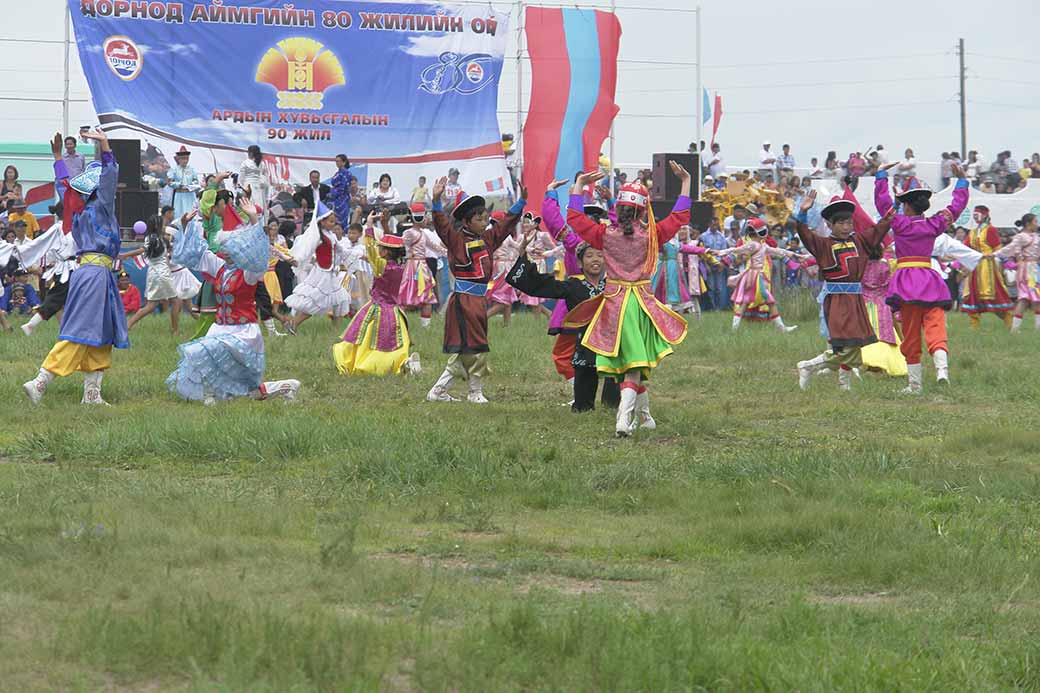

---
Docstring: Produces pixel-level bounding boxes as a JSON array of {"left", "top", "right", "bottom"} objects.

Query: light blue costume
[{"left": 168, "top": 164, "right": 200, "bottom": 218}]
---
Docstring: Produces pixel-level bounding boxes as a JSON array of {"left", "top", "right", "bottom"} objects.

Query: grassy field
[{"left": 1, "top": 293, "right": 1039, "bottom": 691}]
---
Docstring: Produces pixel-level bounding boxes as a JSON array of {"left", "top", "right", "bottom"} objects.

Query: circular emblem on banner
[
  {"left": 103, "top": 36, "right": 143, "bottom": 81},
  {"left": 465, "top": 61, "right": 485, "bottom": 84}
]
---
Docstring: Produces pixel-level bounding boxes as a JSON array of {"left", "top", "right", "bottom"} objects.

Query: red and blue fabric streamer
[{"left": 522, "top": 7, "right": 621, "bottom": 210}]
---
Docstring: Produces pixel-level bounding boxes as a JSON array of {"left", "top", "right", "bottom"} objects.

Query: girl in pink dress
[
  {"left": 994, "top": 212, "right": 1040, "bottom": 332},
  {"left": 485, "top": 211, "right": 522, "bottom": 327},
  {"left": 710, "top": 218, "right": 804, "bottom": 332},
  {"left": 516, "top": 212, "right": 556, "bottom": 318},
  {"left": 398, "top": 210, "right": 441, "bottom": 328}
]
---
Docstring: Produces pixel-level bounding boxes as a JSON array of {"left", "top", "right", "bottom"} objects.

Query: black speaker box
[
  {"left": 649, "top": 200, "right": 713, "bottom": 231},
  {"left": 117, "top": 189, "right": 159, "bottom": 229},
  {"left": 651, "top": 152, "right": 698, "bottom": 201},
  {"left": 109, "top": 138, "right": 142, "bottom": 189}
]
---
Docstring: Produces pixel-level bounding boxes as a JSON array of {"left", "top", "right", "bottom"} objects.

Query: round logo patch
[
  {"left": 103, "top": 36, "right": 143, "bottom": 81},
  {"left": 465, "top": 61, "right": 485, "bottom": 84}
]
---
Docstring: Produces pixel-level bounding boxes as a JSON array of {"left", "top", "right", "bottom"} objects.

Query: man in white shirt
[
  {"left": 707, "top": 143, "right": 725, "bottom": 178},
  {"left": 757, "top": 141, "right": 776, "bottom": 180}
]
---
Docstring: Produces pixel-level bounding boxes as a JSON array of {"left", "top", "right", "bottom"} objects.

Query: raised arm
[
  {"left": 429, "top": 177, "right": 459, "bottom": 250},
  {"left": 655, "top": 161, "right": 693, "bottom": 243},
  {"left": 928, "top": 165, "right": 970, "bottom": 233},
  {"left": 994, "top": 232, "right": 1025, "bottom": 261},
  {"left": 874, "top": 166, "right": 896, "bottom": 217},
  {"left": 541, "top": 181, "right": 570, "bottom": 239},
  {"left": 363, "top": 229, "right": 386, "bottom": 277},
  {"left": 490, "top": 190, "right": 528, "bottom": 250}
]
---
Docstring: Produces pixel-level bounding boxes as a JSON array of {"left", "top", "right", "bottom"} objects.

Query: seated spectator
[
  {"left": 0, "top": 269, "right": 40, "bottom": 315},
  {"left": 118, "top": 271, "right": 142, "bottom": 315},
  {"left": 8, "top": 200, "right": 40, "bottom": 238},
  {"left": 367, "top": 173, "right": 400, "bottom": 209},
  {"left": 1, "top": 165, "right": 20, "bottom": 213}
]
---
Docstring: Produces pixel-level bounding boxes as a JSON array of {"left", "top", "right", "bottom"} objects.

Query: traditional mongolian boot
[
  {"left": 467, "top": 374, "right": 489, "bottom": 404},
  {"left": 615, "top": 384, "right": 638, "bottom": 437},
  {"left": 427, "top": 367, "right": 458, "bottom": 402},
  {"left": 796, "top": 354, "right": 829, "bottom": 390},
  {"left": 261, "top": 379, "right": 301, "bottom": 401},
  {"left": 22, "top": 367, "right": 54, "bottom": 405},
  {"left": 635, "top": 386, "right": 656, "bottom": 430},
  {"left": 81, "top": 370, "right": 109, "bottom": 406},
  {"left": 933, "top": 349, "right": 949, "bottom": 385},
  {"left": 901, "top": 363, "right": 923, "bottom": 395}
]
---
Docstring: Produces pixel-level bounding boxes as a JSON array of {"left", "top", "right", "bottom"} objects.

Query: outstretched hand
[
  {"left": 951, "top": 163, "right": 966, "bottom": 179},
  {"left": 799, "top": 189, "right": 817, "bottom": 213},
  {"left": 574, "top": 170, "right": 606, "bottom": 189},
  {"left": 546, "top": 179, "right": 569, "bottom": 192},
  {"left": 519, "top": 184, "right": 529, "bottom": 201},
  {"left": 50, "top": 132, "right": 63, "bottom": 160},
  {"left": 432, "top": 176, "right": 447, "bottom": 201},
  {"left": 669, "top": 160, "right": 691, "bottom": 181},
  {"left": 519, "top": 229, "right": 536, "bottom": 254},
  {"left": 878, "top": 161, "right": 900, "bottom": 173}
]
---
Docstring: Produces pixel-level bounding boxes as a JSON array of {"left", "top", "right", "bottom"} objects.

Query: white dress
[
  {"left": 285, "top": 220, "right": 351, "bottom": 317},
  {"left": 165, "top": 227, "right": 202, "bottom": 299},
  {"left": 239, "top": 159, "right": 270, "bottom": 220},
  {"left": 144, "top": 243, "right": 179, "bottom": 301}
]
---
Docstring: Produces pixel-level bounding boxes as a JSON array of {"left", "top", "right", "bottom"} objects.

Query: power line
[
  {"left": 973, "top": 75, "right": 1040, "bottom": 87},
  {"left": 966, "top": 52, "right": 1040, "bottom": 65},
  {"left": 0, "top": 96, "right": 90, "bottom": 103},
  {"left": 968, "top": 100, "right": 1037, "bottom": 111},
  {"left": 0, "top": 37, "right": 68, "bottom": 45},
  {"left": 722, "top": 100, "right": 953, "bottom": 116},
  {"left": 704, "top": 52, "right": 949, "bottom": 70}
]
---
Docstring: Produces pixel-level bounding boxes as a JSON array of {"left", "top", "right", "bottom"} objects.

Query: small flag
[
  {"left": 484, "top": 177, "right": 505, "bottom": 193},
  {"left": 711, "top": 93, "right": 723, "bottom": 145},
  {"left": 132, "top": 256, "right": 147, "bottom": 270},
  {"left": 702, "top": 88, "right": 712, "bottom": 125}
]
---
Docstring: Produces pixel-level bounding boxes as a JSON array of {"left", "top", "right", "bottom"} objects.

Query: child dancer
[
  {"left": 124, "top": 214, "right": 185, "bottom": 334},
  {"left": 709, "top": 219, "right": 803, "bottom": 332},
  {"left": 563, "top": 164, "right": 691, "bottom": 437},
  {"left": 23, "top": 131, "right": 126, "bottom": 406},
  {"left": 961, "top": 204, "right": 1014, "bottom": 328},
  {"left": 285, "top": 200, "right": 351, "bottom": 332},
  {"left": 333, "top": 223, "right": 421, "bottom": 376},
  {"left": 398, "top": 206, "right": 439, "bottom": 328},
  {"left": 338, "top": 222, "right": 373, "bottom": 315},
  {"left": 653, "top": 236, "right": 694, "bottom": 313},
  {"left": 507, "top": 234, "right": 620, "bottom": 411},
  {"left": 793, "top": 191, "right": 889, "bottom": 391},
  {"left": 165, "top": 197, "right": 299, "bottom": 404},
  {"left": 874, "top": 161, "right": 969, "bottom": 392},
  {"left": 860, "top": 242, "right": 907, "bottom": 376},
  {"left": 19, "top": 202, "right": 75, "bottom": 336},
  {"left": 993, "top": 213, "right": 1040, "bottom": 332},
  {"left": 678, "top": 225, "right": 711, "bottom": 317},
  {"left": 426, "top": 182, "right": 526, "bottom": 403}
]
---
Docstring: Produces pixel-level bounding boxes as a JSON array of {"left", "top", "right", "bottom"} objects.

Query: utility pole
[
  {"left": 958, "top": 38, "right": 966, "bottom": 157},
  {"left": 608, "top": 0, "right": 616, "bottom": 195},
  {"left": 695, "top": 6, "right": 702, "bottom": 200},
  {"left": 63, "top": 7, "right": 71, "bottom": 136}
]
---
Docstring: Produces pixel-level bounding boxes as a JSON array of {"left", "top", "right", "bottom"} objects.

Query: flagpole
[
  {"left": 63, "top": 6, "right": 71, "bottom": 136},
  {"left": 516, "top": 0, "right": 524, "bottom": 191},
  {"left": 694, "top": 5, "right": 701, "bottom": 201},
  {"left": 609, "top": 0, "right": 616, "bottom": 196}
]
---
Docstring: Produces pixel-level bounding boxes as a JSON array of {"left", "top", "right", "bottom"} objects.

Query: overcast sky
[{"left": 7, "top": 0, "right": 1039, "bottom": 172}]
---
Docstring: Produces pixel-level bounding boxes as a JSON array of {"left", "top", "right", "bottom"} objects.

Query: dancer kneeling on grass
[
  {"left": 875, "top": 161, "right": 969, "bottom": 393},
  {"left": 23, "top": 130, "right": 126, "bottom": 406},
  {"left": 426, "top": 181, "right": 526, "bottom": 403},
  {"left": 506, "top": 230, "right": 620, "bottom": 412},
  {"left": 333, "top": 218, "right": 421, "bottom": 376},
  {"left": 562, "top": 164, "right": 691, "bottom": 437},
  {"left": 708, "top": 218, "right": 805, "bottom": 333},
  {"left": 165, "top": 194, "right": 299, "bottom": 404},
  {"left": 285, "top": 199, "right": 351, "bottom": 333},
  {"left": 792, "top": 190, "right": 890, "bottom": 391}
]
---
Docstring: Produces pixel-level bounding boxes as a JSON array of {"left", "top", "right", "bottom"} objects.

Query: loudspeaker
[
  {"left": 109, "top": 139, "right": 142, "bottom": 189},
  {"left": 651, "top": 152, "right": 698, "bottom": 201},
  {"left": 117, "top": 189, "right": 159, "bottom": 229},
  {"left": 649, "top": 200, "right": 714, "bottom": 231}
]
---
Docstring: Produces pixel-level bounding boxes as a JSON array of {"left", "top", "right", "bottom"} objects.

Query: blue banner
[{"left": 70, "top": 0, "right": 511, "bottom": 195}]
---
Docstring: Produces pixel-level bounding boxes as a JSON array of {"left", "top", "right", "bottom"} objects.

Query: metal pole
[
  {"left": 694, "top": 6, "right": 702, "bottom": 200},
  {"left": 609, "top": 0, "right": 616, "bottom": 195},
  {"left": 516, "top": 0, "right": 524, "bottom": 189},
  {"left": 63, "top": 6, "right": 71, "bottom": 135},
  {"left": 958, "top": 38, "right": 967, "bottom": 158}
]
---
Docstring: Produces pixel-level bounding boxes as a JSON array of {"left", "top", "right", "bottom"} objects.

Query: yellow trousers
[{"left": 42, "top": 341, "right": 112, "bottom": 377}]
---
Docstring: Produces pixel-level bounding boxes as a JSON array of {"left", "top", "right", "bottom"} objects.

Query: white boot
[
  {"left": 838, "top": 368, "right": 852, "bottom": 391},
  {"left": 933, "top": 349, "right": 949, "bottom": 385},
  {"left": 1011, "top": 315, "right": 1022, "bottom": 333},
  {"left": 427, "top": 367, "right": 458, "bottom": 402},
  {"left": 262, "top": 379, "right": 300, "bottom": 401},
  {"left": 901, "top": 363, "right": 923, "bottom": 395},
  {"left": 21, "top": 312, "right": 44, "bottom": 336},
  {"left": 404, "top": 353, "right": 422, "bottom": 375},
  {"left": 22, "top": 367, "right": 54, "bottom": 405},
  {"left": 467, "top": 374, "right": 489, "bottom": 404},
  {"left": 775, "top": 316, "right": 798, "bottom": 333},
  {"left": 731, "top": 315, "right": 742, "bottom": 331},
  {"left": 796, "top": 354, "right": 829, "bottom": 390},
  {"left": 263, "top": 318, "right": 286, "bottom": 336},
  {"left": 81, "top": 371, "right": 109, "bottom": 406},
  {"left": 615, "top": 387, "right": 637, "bottom": 437},
  {"left": 420, "top": 316, "right": 431, "bottom": 328},
  {"left": 635, "top": 389, "right": 656, "bottom": 430}
]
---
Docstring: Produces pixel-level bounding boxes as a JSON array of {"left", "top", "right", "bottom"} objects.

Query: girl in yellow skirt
[{"left": 332, "top": 225, "right": 421, "bottom": 376}]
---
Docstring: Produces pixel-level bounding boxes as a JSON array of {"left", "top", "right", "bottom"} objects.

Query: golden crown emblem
[{"left": 255, "top": 37, "right": 345, "bottom": 110}]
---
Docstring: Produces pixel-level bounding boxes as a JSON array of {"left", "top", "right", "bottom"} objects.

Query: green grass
[{"left": 1, "top": 299, "right": 1039, "bottom": 691}]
